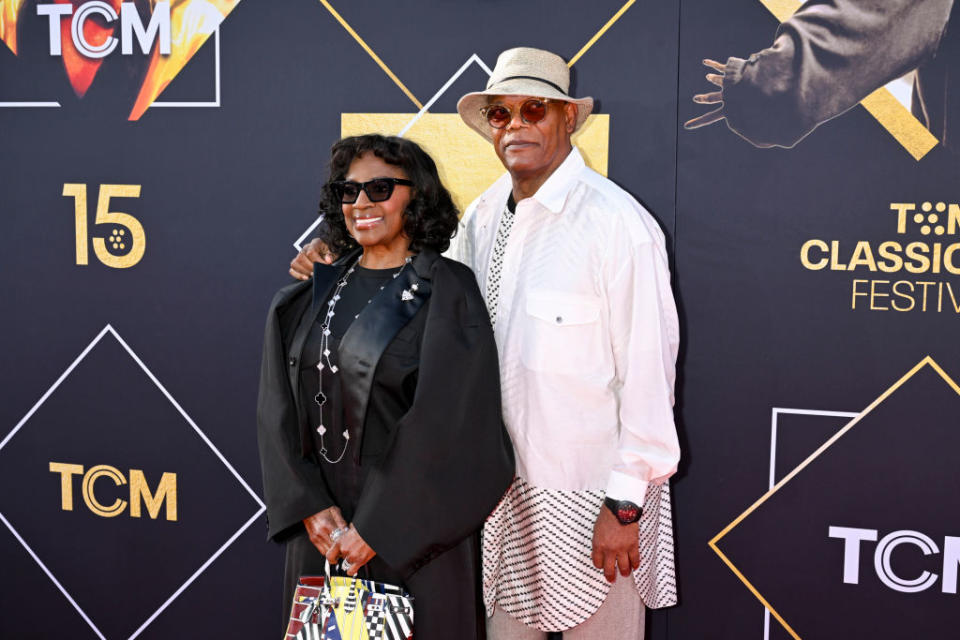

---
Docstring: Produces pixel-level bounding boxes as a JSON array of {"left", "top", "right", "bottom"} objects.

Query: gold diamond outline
[{"left": 709, "top": 356, "right": 960, "bottom": 640}]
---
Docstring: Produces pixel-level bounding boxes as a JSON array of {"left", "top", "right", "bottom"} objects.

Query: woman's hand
[
  {"left": 339, "top": 524, "right": 376, "bottom": 576},
  {"left": 303, "top": 507, "right": 348, "bottom": 562},
  {"left": 290, "top": 238, "right": 336, "bottom": 280}
]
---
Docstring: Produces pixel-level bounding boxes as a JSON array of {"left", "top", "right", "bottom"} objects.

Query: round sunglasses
[
  {"left": 331, "top": 177, "right": 414, "bottom": 204},
  {"left": 481, "top": 98, "right": 554, "bottom": 129}
]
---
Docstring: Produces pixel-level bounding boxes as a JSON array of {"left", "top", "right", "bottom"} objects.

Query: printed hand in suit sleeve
[{"left": 684, "top": 0, "right": 954, "bottom": 148}]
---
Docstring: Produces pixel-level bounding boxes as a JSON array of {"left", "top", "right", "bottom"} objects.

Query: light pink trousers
[{"left": 486, "top": 575, "right": 645, "bottom": 640}]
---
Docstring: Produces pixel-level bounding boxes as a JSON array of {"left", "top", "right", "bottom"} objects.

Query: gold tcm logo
[
  {"left": 0, "top": 0, "right": 241, "bottom": 119},
  {"left": 0, "top": 324, "right": 264, "bottom": 639},
  {"left": 49, "top": 461, "right": 177, "bottom": 521}
]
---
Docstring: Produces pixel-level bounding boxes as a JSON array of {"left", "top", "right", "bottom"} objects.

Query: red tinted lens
[
  {"left": 485, "top": 105, "right": 511, "bottom": 128},
  {"left": 520, "top": 100, "right": 547, "bottom": 124}
]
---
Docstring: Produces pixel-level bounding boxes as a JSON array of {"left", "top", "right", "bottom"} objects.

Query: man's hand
[
  {"left": 339, "top": 524, "right": 376, "bottom": 577},
  {"left": 303, "top": 506, "right": 348, "bottom": 562},
  {"left": 684, "top": 58, "right": 727, "bottom": 131},
  {"left": 591, "top": 506, "right": 640, "bottom": 583},
  {"left": 290, "top": 238, "right": 336, "bottom": 281}
]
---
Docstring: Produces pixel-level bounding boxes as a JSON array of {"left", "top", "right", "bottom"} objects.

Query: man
[
  {"left": 292, "top": 47, "right": 680, "bottom": 639},
  {"left": 685, "top": 0, "right": 960, "bottom": 152}
]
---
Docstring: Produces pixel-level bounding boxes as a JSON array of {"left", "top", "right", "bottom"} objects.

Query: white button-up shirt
[{"left": 452, "top": 148, "right": 680, "bottom": 507}]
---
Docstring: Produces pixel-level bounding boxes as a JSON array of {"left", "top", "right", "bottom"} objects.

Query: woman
[{"left": 257, "top": 134, "right": 514, "bottom": 638}]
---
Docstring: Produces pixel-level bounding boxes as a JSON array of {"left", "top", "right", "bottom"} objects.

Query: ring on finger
[
  {"left": 341, "top": 559, "right": 353, "bottom": 571},
  {"left": 330, "top": 527, "right": 348, "bottom": 543}
]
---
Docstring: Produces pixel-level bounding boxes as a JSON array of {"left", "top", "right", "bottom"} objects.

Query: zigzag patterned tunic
[
  {"left": 466, "top": 153, "right": 680, "bottom": 630},
  {"left": 482, "top": 478, "right": 676, "bottom": 631}
]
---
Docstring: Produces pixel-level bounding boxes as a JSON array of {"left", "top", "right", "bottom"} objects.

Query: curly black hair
[{"left": 316, "top": 134, "right": 460, "bottom": 256}]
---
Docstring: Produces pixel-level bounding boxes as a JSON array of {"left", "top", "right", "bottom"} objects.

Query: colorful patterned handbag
[{"left": 284, "top": 561, "right": 414, "bottom": 640}]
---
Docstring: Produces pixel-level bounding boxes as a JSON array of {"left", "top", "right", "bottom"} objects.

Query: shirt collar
[{"left": 529, "top": 147, "right": 585, "bottom": 215}]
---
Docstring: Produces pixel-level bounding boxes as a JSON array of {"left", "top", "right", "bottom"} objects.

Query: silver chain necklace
[{"left": 314, "top": 254, "right": 412, "bottom": 464}]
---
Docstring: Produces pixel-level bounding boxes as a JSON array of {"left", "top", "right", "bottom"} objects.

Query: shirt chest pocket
[{"left": 520, "top": 292, "right": 604, "bottom": 375}]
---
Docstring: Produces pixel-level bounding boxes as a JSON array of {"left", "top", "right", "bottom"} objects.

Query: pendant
[
  {"left": 401, "top": 289, "right": 414, "bottom": 302},
  {"left": 314, "top": 391, "right": 326, "bottom": 406}
]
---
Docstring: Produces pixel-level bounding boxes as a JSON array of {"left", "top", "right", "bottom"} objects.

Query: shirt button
[
  {"left": 555, "top": 316, "right": 563, "bottom": 324},
  {"left": 288, "top": 357, "right": 297, "bottom": 367}
]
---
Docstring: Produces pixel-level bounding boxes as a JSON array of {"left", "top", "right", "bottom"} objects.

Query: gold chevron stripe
[
  {"left": 568, "top": 0, "right": 636, "bottom": 67},
  {"left": 318, "top": 0, "right": 424, "bottom": 110}
]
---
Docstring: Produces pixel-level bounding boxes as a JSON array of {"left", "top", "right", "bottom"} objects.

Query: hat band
[{"left": 492, "top": 75, "right": 568, "bottom": 96}]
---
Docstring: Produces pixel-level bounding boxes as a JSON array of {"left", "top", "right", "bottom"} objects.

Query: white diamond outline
[
  {"left": 292, "top": 53, "right": 493, "bottom": 251},
  {"left": 0, "top": 323, "right": 266, "bottom": 640},
  {"left": 760, "top": 407, "right": 859, "bottom": 640}
]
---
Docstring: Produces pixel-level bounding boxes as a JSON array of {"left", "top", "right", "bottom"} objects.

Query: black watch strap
[{"left": 604, "top": 497, "right": 642, "bottom": 525}]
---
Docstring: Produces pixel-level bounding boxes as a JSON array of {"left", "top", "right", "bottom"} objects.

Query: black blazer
[{"left": 257, "top": 249, "right": 514, "bottom": 576}]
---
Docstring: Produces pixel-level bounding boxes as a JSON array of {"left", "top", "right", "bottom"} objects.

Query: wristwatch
[{"left": 604, "top": 497, "right": 642, "bottom": 525}]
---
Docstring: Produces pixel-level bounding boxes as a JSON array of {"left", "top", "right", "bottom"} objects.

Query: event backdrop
[{"left": 1, "top": 0, "right": 957, "bottom": 638}]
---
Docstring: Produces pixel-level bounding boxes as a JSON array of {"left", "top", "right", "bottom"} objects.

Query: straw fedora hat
[{"left": 457, "top": 47, "right": 594, "bottom": 141}]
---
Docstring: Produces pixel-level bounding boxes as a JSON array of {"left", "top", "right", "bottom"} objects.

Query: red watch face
[{"left": 617, "top": 503, "right": 640, "bottom": 523}]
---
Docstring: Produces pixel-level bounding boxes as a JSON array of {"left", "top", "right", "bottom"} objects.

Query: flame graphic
[
  {"left": 0, "top": 0, "right": 25, "bottom": 54},
  {"left": 60, "top": 0, "right": 123, "bottom": 97},
  {"left": 2, "top": 0, "right": 240, "bottom": 119},
  {"left": 128, "top": 0, "right": 238, "bottom": 120}
]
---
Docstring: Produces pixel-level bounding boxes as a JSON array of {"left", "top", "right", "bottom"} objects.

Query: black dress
[{"left": 257, "top": 249, "right": 514, "bottom": 640}]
